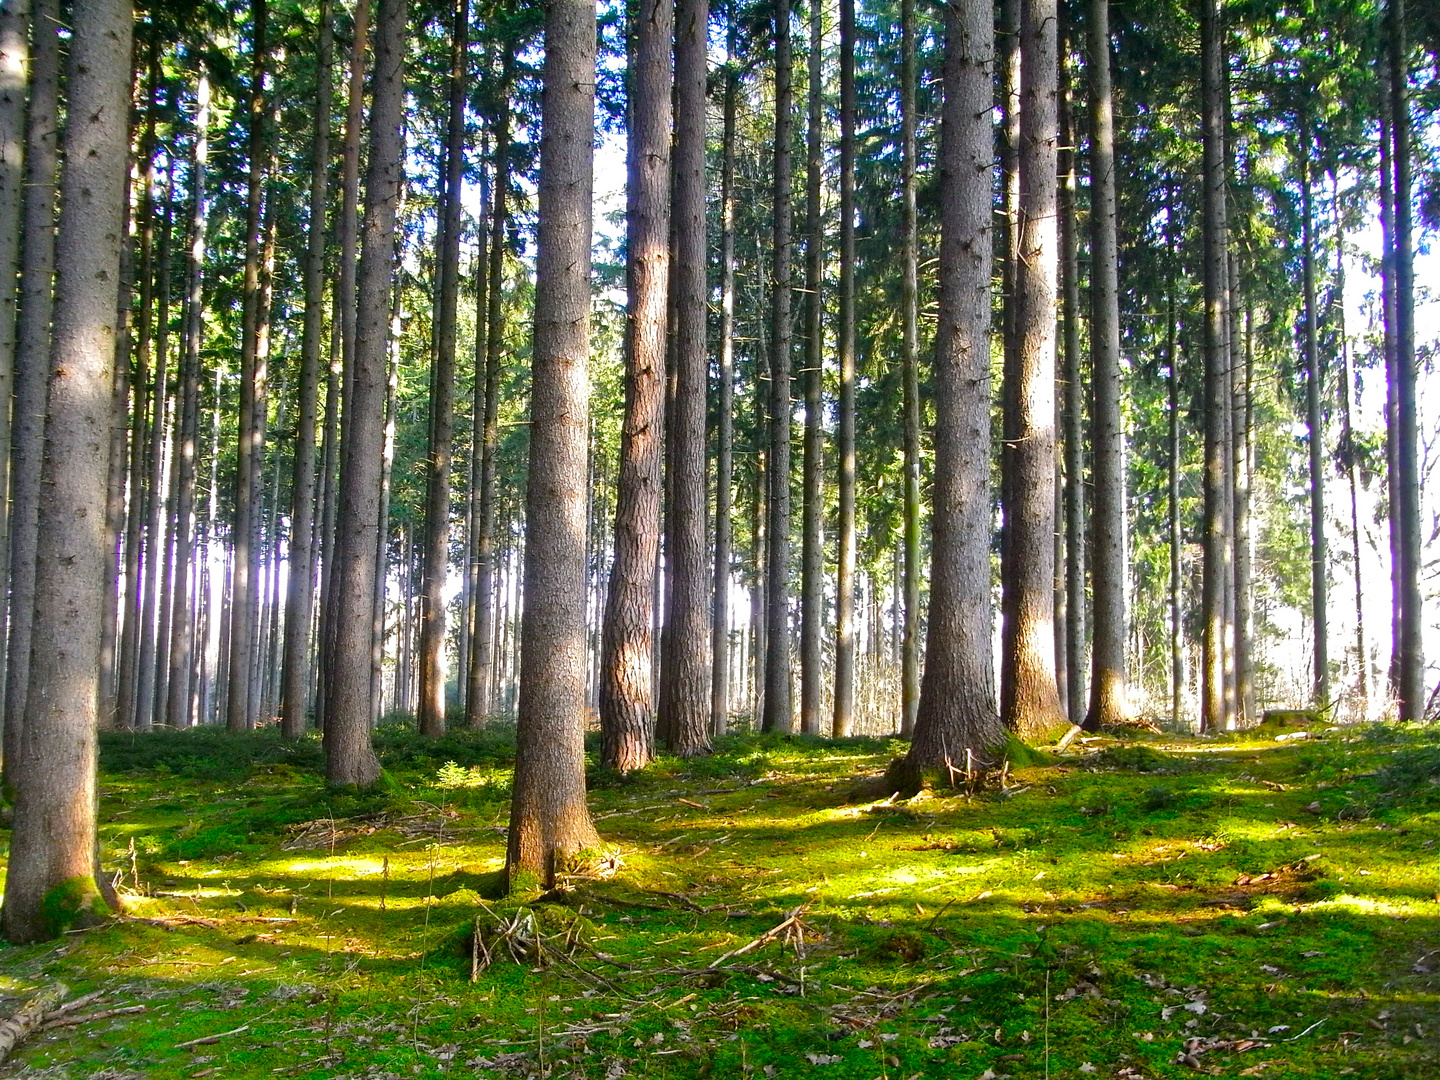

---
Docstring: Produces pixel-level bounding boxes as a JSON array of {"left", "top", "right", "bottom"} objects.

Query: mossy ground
[{"left": 1, "top": 721, "right": 1438, "bottom": 1079}]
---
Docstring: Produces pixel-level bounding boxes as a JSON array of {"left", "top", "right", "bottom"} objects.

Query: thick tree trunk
[
  {"left": 1083, "top": 0, "right": 1125, "bottom": 732},
  {"left": 1001, "top": 0, "right": 1065, "bottom": 743},
  {"left": 797, "top": 0, "right": 823, "bottom": 737},
  {"left": 1234, "top": 277, "right": 1254, "bottom": 723},
  {"left": 462, "top": 151, "right": 490, "bottom": 720},
  {"left": 1200, "top": 0, "right": 1234, "bottom": 733},
  {"left": 1167, "top": 253, "right": 1183, "bottom": 727},
  {"left": 280, "top": 0, "right": 333, "bottom": 738},
  {"left": 4, "top": 0, "right": 59, "bottom": 754},
  {"left": 899, "top": 0, "right": 920, "bottom": 740},
  {"left": 326, "top": 0, "right": 401, "bottom": 787},
  {"left": 833, "top": 0, "right": 856, "bottom": 739},
  {"left": 763, "top": 0, "right": 794, "bottom": 735},
  {"left": 1057, "top": 44, "right": 1085, "bottom": 729},
  {"left": 659, "top": 0, "right": 711, "bottom": 756},
  {"left": 147, "top": 165, "right": 177, "bottom": 730},
  {"left": 713, "top": 10, "right": 738, "bottom": 738},
  {"left": 1378, "top": 49, "right": 1400, "bottom": 702},
  {"left": 1, "top": 0, "right": 132, "bottom": 944},
  {"left": 900, "top": 0, "right": 1005, "bottom": 784},
  {"left": 506, "top": 0, "right": 602, "bottom": 882},
  {"left": 599, "top": 0, "right": 669, "bottom": 770},
  {"left": 417, "top": 0, "right": 469, "bottom": 738},
  {"left": 468, "top": 54, "right": 511, "bottom": 728}
]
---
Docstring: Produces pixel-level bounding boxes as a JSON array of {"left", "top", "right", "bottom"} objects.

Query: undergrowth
[{"left": 0, "top": 723, "right": 1436, "bottom": 1079}]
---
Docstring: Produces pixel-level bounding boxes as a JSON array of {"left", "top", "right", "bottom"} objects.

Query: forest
[{"left": 0, "top": 0, "right": 1438, "bottom": 1076}]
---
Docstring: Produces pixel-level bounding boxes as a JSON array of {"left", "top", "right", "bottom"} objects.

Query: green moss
[{"left": 41, "top": 875, "right": 111, "bottom": 936}]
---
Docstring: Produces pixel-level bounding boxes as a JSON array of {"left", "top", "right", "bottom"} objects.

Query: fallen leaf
[
  {"left": 804, "top": 1053, "right": 842, "bottom": 1065},
  {"left": 1079, "top": 1064, "right": 1097, "bottom": 1074}
]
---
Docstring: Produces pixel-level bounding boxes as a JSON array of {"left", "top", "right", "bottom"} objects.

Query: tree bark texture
[
  {"left": 4, "top": 0, "right": 59, "bottom": 752},
  {"left": 468, "top": 52, "right": 511, "bottom": 727},
  {"left": 1084, "top": 0, "right": 1126, "bottom": 732},
  {"left": 763, "top": 0, "right": 794, "bottom": 734},
  {"left": 1001, "top": 0, "right": 1065, "bottom": 743},
  {"left": 281, "top": 0, "right": 333, "bottom": 738},
  {"left": 599, "top": 0, "right": 669, "bottom": 771},
  {"left": 833, "top": 0, "right": 857, "bottom": 739},
  {"left": 713, "top": 10, "right": 738, "bottom": 738},
  {"left": 659, "top": 0, "right": 711, "bottom": 757},
  {"left": 506, "top": 0, "right": 602, "bottom": 883},
  {"left": 326, "top": 0, "right": 402, "bottom": 788},
  {"left": 798, "top": 0, "right": 823, "bottom": 738},
  {"left": 2, "top": 0, "right": 132, "bottom": 944},
  {"left": 899, "top": 0, "right": 920, "bottom": 740},
  {"left": 902, "top": 0, "right": 1005, "bottom": 782}
]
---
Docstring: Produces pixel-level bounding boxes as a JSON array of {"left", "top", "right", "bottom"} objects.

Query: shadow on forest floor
[{"left": 1, "top": 720, "right": 1438, "bottom": 1079}]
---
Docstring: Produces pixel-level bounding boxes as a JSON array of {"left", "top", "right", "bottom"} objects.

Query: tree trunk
[
  {"left": 0, "top": 0, "right": 27, "bottom": 732},
  {"left": 468, "top": 52, "right": 511, "bottom": 728},
  {"left": 599, "top": 0, "right": 669, "bottom": 770},
  {"left": 280, "top": 0, "right": 333, "bottom": 738},
  {"left": 797, "top": 0, "right": 823, "bottom": 737},
  {"left": 147, "top": 163, "right": 177, "bottom": 730},
  {"left": 1083, "top": 0, "right": 1125, "bottom": 732},
  {"left": 1378, "top": 45, "right": 1401, "bottom": 702},
  {"left": 899, "top": 0, "right": 920, "bottom": 740},
  {"left": 1057, "top": 40, "right": 1085, "bottom": 729},
  {"left": 1001, "top": 0, "right": 1065, "bottom": 743},
  {"left": 659, "top": 0, "right": 711, "bottom": 756},
  {"left": 1234, "top": 275, "right": 1254, "bottom": 723},
  {"left": 1167, "top": 243, "right": 1183, "bottom": 727},
  {"left": 833, "top": 0, "right": 856, "bottom": 739},
  {"left": 166, "top": 73, "right": 209, "bottom": 730},
  {"left": 417, "top": 0, "right": 469, "bottom": 738},
  {"left": 326, "top": 0, "right": 401, "bottom": 787},
  {"left": 900, "top": 0, "right": 1005, "bottom": 784},
  {"left": 1388, "top": 0, "right": 1422, "bottom": 721},
  {"left": 1332, "top": 180, "right": 1367, "bottom": 712},
  {"left": 763, "top": 0, "right": 794, "bottom": 735},
  {"left": 713, "top": 8, "right": 738, "bottom": 738},
  {"left": 1, "top": 0, "right": 132, "bottom": 945},
  {"left": 318, "top": 0, "right": 368, "bottom": 731},
  {"left": 227, "top": 0, "right": 268, "bottom": 732},
  {"left": 1297, "top": 121, "right": 1328, "bottom": 709},
  {"left": 506, "top": 0, "right": 602, "bottom": 883},
  {"left": 462, "top": 145, "right": 490, "bottom": 720},
  {"left": 4, "top": 0, "right": 59, "bottom": 754}
]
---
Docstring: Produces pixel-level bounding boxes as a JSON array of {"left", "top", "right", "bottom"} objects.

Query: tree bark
[
  {"left": 1200, "top": 0, "right": 1234, "bottom": 733},
  {"left": 4, "top": 0, "right": 59, "bottom": 754},
  {"left": 1057, "top": 40, "right": 1085, "bottom": 730},
  {"left": 0, "top": 0, "right": 27, "bottom": 732},
  {"left": 1167, "top": 239, "right": 1183, "bottom": 727},
  {"left": 899, "top": 0, "right": 1005, "bottom": 784},
  {"left": 899, "top": 0, "right": 920, "bottom": 740},
  {"left": 763, "top": 0, "right": 794, "bottom": 735},
  {"left": 468, "top": 51, "right": 512, "bottom": 728},
  {"left": 1298, "top": 120, "right": 1328, "bottom": 708},
  {"left": 1332, "top": 180, "right": 1367, "bottom": 712},
  {"left": 506, "top": 0, "right": 602, "bottom": 883},
  {"left": 599, "top": 0, "right": 669, "bottom": 770},
  {"left": 659, "top": 0, "right": 711, "bottom": 756},
  {"left": 1, "top": 0, "right": 131, "bottom": 944},
  {"left": 166, "top": 72, "right": 209, "bottom": 730},
  {"left": 1001, "top": 0, "right": 1065, "bottom": 743},
  {"left": 318, "top": 0, "right": 367, "bottom": 731},
  {"left": 326, "top": 0, "right": 401, "bottom": 787},
  {"left": 833, "top": 0, "right": 856, "bottom": 739},
  {"left": 1083, "top": 0, "right": 1125, "bottom": 732},
  {"left": 227, "top": 0, "right": 268, "bottom": 732},
  {"left": 713, "top": 7, "right": 739, "bottom": 738},
  {"left": 417, "top": 0, "right": 469, "bottom": 738},
  {"left": 797, "top": 0, "right": 823, "bottom": 737},
  {"left": 1388, "top": 0, "right": 1422, "bottom": 722},
  {"left": 280, "top": 0, "right": 333, "bottom": 738}
]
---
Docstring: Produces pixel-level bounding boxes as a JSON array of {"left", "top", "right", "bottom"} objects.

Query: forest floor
[{"left": 0, "top": 718, "right": 1438, "bottom": 1080}]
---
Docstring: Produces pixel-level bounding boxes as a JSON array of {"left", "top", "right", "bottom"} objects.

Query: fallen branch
[
  {"left": 41, "top": 991, "right": 105, "bottom": 1020},
  {"left": 175, "top": 1022, "right": 251, "bottom": 1050},
  {"left": 0, "top": 984, "right": 68, "bottom": 1065},
  {"left": 708, "top": 904, "right": 813, "bottom": 968},
  {"left": 39, "top": 1005, "right": 146, "bottom": 1031}
]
